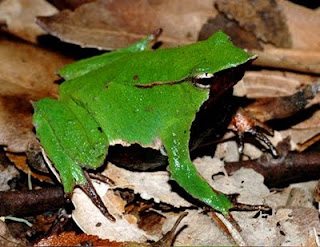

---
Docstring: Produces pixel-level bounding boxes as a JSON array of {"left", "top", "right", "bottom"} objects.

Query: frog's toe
[
  {"left": 229, "top": 108, "right": 278, "bottom": 157},
  {"left": 88, "top": 172, "right": 115, "bottom": 186},
  {"left": 79, "top": 170, "right": 115, "bottom": 221}
]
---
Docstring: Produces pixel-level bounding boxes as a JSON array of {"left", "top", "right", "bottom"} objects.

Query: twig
[
  {"left": 0, "top": 187, "right": 64, "bottom": 216},
  {"left": 212, "top": 212, "right": 247, "bottom": 246},
  {"left": 252, "top": 48, "right": 320, "bottom": 74},
  {"left": 225, "top": 151, "right": 320, "bottom": 187}
]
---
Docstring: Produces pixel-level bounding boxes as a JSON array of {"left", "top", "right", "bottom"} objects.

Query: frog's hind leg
[
  {"left": 162, "top": 129, "right": 232, "bottom": 215},
  {"left": 33, "top": 98, "right": 113, "bottom": 219}
]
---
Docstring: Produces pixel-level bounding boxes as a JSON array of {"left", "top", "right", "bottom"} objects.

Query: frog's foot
[
  {"left": 78, "top": 170, "right": 115, "bottom": 221},
  {"left": 229, "top": 108, "right": 278, "bottom": 157},
  {"left": 229, "top": 196, "right": 271, "bottom": 213}
]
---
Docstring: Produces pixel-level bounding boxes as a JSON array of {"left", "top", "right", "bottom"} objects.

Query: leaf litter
[
  {"left": 36, "top": 0, "right": 217, "bottom": 49},
  {"left": 72, "top": 156, "right": 320, "bottom": 246}
]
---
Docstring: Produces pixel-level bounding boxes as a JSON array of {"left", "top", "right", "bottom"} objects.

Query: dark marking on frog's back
[
  {"left": 134, "top": 80, "right": 184, "bottom": 88},
  {"left": 146, "top": 106, "right": 154, "bottom": 111}
]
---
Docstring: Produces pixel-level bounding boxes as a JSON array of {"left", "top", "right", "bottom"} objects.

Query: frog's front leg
[
  {"left": 229, "top": 108, "right": 278, "bottom": 157},
  {"left": 162, "top": 128, "right": 232, "bottom": 215},
  {"left": 33, "top": 98, "right": 114, "bottom": 220}
]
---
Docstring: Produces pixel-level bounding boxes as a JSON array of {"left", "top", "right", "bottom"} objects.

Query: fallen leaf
[
  {"left": 0, "top": 0, "right": 58, "bottom": 43},
  {"left": 200, "top": 0, "right": 320, "bottom": 51},
  {"left": 0, "top": 164, "right": 18, "bottom": 192},
  {"left": 72, "top": 180, "right": 158, "bottom": 242},
  {"left": 231, "top": 207, "right": 320, "bottom": 246},
  {"left": 194, "top": 159, "right": 270, "bottom": 205},
  {"left": 36, "top": 0, "right": 217, "bottom": 49},
  {"left": 0, "top": 220, "right": 26, "bottom": 247},
  {"left": 34, "top": 231, "right": 104, "bottom": 246},
  {"left": 103, "top": 163, "right": 192, "bottom": 207},
  {"left": 50, "top": 0, "right": 96, "bottom": 10},
  {"left": 6, "top": 152, "right": 52, "bottom": 183},
  {"left": 214, "top": 0, "right": 292, "bottom": 48},
  {"left": 234, "top": 70, "right": 315, "bottom": 98},
  {"left": 163, "top": 210, "right": 234, "bottom": 246},
  {"left": 168, "top": 180, "right": 319, "bottom": 246},
  {"left": 36, "top": 212, "right": 188, "bottom": 246},
  {"left": 279, "top": 0, "right": 320, "bottom": 50},
  {"left": 0, "top": 36, "right": 72, "bottom": 153},
  {"left": 302, "top": 229, "right": 319, "bottom": 247},
  {"left": 199, "top": 13, "right": 263, "bottom": 49}
]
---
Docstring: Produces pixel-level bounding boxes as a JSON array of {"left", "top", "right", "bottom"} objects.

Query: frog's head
[
  {"left": 191, "top": 62, "right": 251, "bottom": 100},
  {"left": 186, "top": 31, "right": 256, "bottom": 98}
]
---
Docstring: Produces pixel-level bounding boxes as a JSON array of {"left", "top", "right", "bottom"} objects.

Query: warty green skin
[{"left": 33, "top": 31, "right": 254, "bottom": 215}]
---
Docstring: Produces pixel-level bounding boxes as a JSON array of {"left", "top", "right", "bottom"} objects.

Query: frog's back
[
  {"left": 112, "top": 31, "right": 252, "bottom": 85},
  {"left": 59, "top": 31, "right": 252, "bottom": 98}
]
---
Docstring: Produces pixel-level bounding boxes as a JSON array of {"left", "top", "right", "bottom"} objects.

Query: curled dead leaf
[
  {"left": 0, "top": 0, "right": 58, "bottom": 43},
  {"left": 214, "top": 0, "right": 292, "bottom": 48},
  {"left": 36, "top": 0, "right": 217, "bottom": 49},
  {"left": 6, "top": 152, "right": 52, "bottom": 183}
]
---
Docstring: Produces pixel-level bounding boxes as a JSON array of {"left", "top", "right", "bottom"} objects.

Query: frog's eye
[{"left": 192, "top": 73, "right": 214, "bottom": 89}]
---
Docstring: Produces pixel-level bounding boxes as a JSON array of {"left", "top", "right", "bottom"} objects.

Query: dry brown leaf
[
  {"left": 279, "top": 0, "right": 320, "bottom": 50},
  {"left": 199, "top": 0, "right": 320, "bottom": 75},
  {"left": 194, "top": 159, "right": 270, "bottom": 205},
  {"left": 6, "top": 152, "right": 52, "bottom": 183},
  {"left": 50, "top": 0, "right": 96, "bottom": 10},
  {"left": 103, "top": 163, "right": 192, "bottom": 207},
  {"left": 231, "top": 207, "right": 320, "bottom": 246},
  {"left": 36, "top": 0, "right": 217, "bottom": 49},
  {"left": 0, "top": 36, "right": 72, "bottom": 153},
  {"left": 215, "top": 0, "right": 292, "bottom": 48},
  {"left": 72, "top": 181, "right": 158, "bottom": 242},
  {"left": 163, "top": 210, "right": 234, "bottom": 246},
  {"left": 34, "top": 231, "right": 106, "bottom": 246},
  {"left": 302, "top": 230, "right": 319, "bottom": 247},
  {"left": 0, "top": 164, "right": 18, "bottom": 192},
  {"left": 0, "top": 220, "right": 26, "bottom": 247},
  {"left": 36, "top": 213, "right": 187, "bottom": 246},
  {"left": 235, "top": 70, "right": 316, "bottom": 98},
  {"left": 199, "top": 12, "right": 263, "bottom": 49},
  {"left": 0, "top": 0, "right": 58, "bottom": 43}
]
